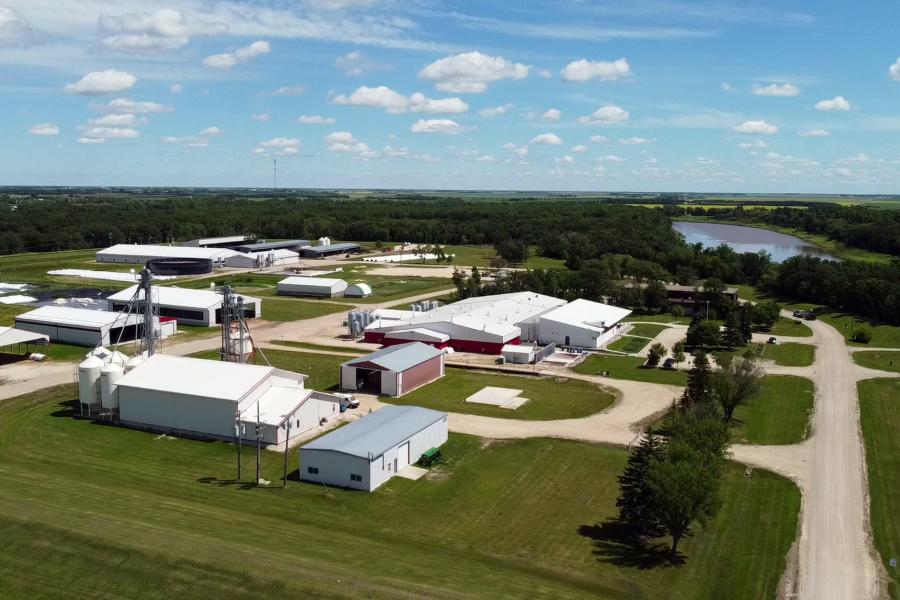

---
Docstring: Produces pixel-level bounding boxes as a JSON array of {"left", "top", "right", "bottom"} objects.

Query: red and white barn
[{"left": 340, "top": 342, "right": 444, "bottom": 397}]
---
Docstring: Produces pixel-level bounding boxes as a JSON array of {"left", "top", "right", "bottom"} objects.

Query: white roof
[
  {"left": 539, "top": 299, "right": 631, "bottom": 332},
  {"left": 107, "top": 285, "right": 259, "bottom": 310},
  {"left": 241, "top": 386, "right": 313, "bottom": 426},
  {"left": 15, "top": 306, "right": 142, "bottom": 329},
  {"left": 97, "top": 244, "right": 238, "bottom": 261},
  {"left": 347, "top": 282, "right": 373, "bottom": 294},
  {"left": 372, "top": 308, "right": 414, "bottom": 321},
  {"left": 278, "top": 276, "right": 347, "bottom": 289},
  {"left": 116, "top": 354, "right": 274, "bottom": 402},
  {"left": 384, "top": 328, "right": 450, "bottom": 343},
  {"left": 502, "top": 344, "right": 534, "bottom": 355},
  {"left": 0, "top": 326, "right": 49, "bottom": 346},
  {"left": 190, "top": 235, "right": 249, "bottom": 246},
  {"left": 247, "top": 249, "right": 298, "bottom": 260}
]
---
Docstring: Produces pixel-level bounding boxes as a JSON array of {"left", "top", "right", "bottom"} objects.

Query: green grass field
[
  {"left": 574, "top": 354, "right": 688, "bottom": 386},
  {"left": 607, "top": 335, "right": 651, "bottom": 354},
  {"left": 269, "top": 340, "right": 363, "bottom": 355},
  {"left": 815, "top": 312, "right": 900, "bottom": 348},
  {"left": 624, "top": 314, "right": 687, "bottom": 324},
  {"left": 332, "top": 275, "right": 452, "bottom": 304},
  {"left": 858, "top": 378, "right": 900, "bottom": 598},
  {"left": 0, "top": 303, "right": 31, "bottom": 326},
  {"left": 387, "top": 368, "right": 616, "bottom": 420},
  {"left": 0, "top": 385, "right": 800, "bottom": 599},
  {"left": 852, "top": 351, "right": 900, "bottom": 373},
  {"left": 260, "top": 297, "right": 348, "bottom": 321},
  {"left": 626, "top": 323, "right": 670, "bottom": 338},
  {"left": 0, "top": 248, "right": 135, "bottom": 289},
  {"left": 192, "top": 349, "right": 344, "bottom": 390},
  {"left": 731, "top": 375, "right": 814, "bottom": 445},
  {"left": 766, "top": 317, "right": 813, "bottom": 338},
  {"left": 717, "top": 343, "right": 815, "bottom": 368}
]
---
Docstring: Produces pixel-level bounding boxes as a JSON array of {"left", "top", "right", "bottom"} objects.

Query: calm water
[{"left": 673, "top": 221, "right": 837, "bottom": 263}]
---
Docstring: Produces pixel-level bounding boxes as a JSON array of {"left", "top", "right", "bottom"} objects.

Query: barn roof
[{"left": 343, "top": 341, "right": 443, "bottom": 372}]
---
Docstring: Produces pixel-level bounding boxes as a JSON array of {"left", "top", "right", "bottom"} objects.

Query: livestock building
[
  {"left": 344, "top": 283, "right": 373, "bottom": 298},
  {"left": 340, "top": 342, "right": 444, "bottom": 396},
  {"left": 218, "top": 249, "right": 300, "bottom": 269},
  {"left": 363, "top": 292, "right": 631, "bottom": 353},
  {"left": 15, "top": 306, "right": 147, "bottom": 347},
  {"left": 233, "top": 240, "right": 311, "bottom": 253},
  {"left": 300, "top": 242, "right": 361, "bottom": 259},
  {"left": 0, "top": 326, "right": 49, "bottom": 357},
  {"left": 182, "top": 235, "right": 253, "bottom": 248},
  {"left": 299, "top": 405, "right": 448, "bottom": 492},
  {"left": 102, "top": 354, "right": 343, "bottom": 444},
  {"left": 97, "top": 244, "right": 241, "bottom": 265},
  {"left": 277, "top": 276, "right": 348, "bottom": 298},
  {"left": 106, "top": 285, "right": 262, "bottom": 326}
]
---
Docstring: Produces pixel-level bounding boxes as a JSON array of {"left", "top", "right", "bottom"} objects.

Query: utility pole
[
  {"left": 234, "top": 418, "right": 243, "bottom": 481},
  {"left": 282, "top": 418, "right": 291, "bottom": 488},
  {"left": 255, "top": 402, "right": 262, "bottom": 484}
]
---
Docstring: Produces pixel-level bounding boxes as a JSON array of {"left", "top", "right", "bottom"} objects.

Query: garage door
[{"left": 397, "top": 442, "right": 410, "bottom": 470}]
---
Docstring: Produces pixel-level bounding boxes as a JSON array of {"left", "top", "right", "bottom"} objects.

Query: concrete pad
[
  {"left": 499, "top": 396, "right": 530, "bottom": 409},
  {"left": 466, "top": 386, "right": 523, "bottom": 406},
  {"left": 396, "top": 465, "right": 428, "bottom": 480}
]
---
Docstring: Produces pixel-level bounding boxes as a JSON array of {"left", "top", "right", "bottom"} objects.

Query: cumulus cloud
[
  {"left": 503, "top": 142, "right": 529, "bottom": 158},
  {"left": 89, "top": 113, "right": 144, "bottom": 127},
  {"left": 334, "top": 50, "right": 386, "bottom": 76},
  {"left": 619, "top": 137, "right": 655, "bottom": 145},
  {"left": 331, "top": 85, "right": 467, "bottom": 114},
  {"left": 556, "top": 155, "right": 575, "bottom": 164},
  {"left": 571, "top": 144, "right": 588, "bottom": 153},
  {"left": 253, "top": 137, "right": 300, "bottom": 156},
  {"left": 733, "top": 120, "right": 778, "bottom": 134},
  {"left": 324, "top": 130, "right": 378, "bottom": 158},
  {"left": 270, "top": 84, "right": 306, "bottom": 96},
  {"left": 0, "top": 6, "right": 40, "bottom": 48},
  {"left": 93, "top": 98, "right": 172, "bottom": 114},
  {"left": 814, "top": 96, "right": 851, "bottom": 111},
  {"left": 410, "top": 119, "right": 463, "bottom": 134},
  {"left": 480, "top": 103, "right": 513, "bottom": 117},
  {"left": 28, "top": 123, "right": 59, "bottom": 136},
  {"left": 162, "top": 126, "right": 222, "bottom": 149},
  {"left": 80, "top": 126, "right": 140, "bottom": 140},
  {"left": 297, "top": 115, "right": 336, "bottom": 124},
  {"left": 578, "top": 105, "right": 629, "bottom": 125},
  {"left": 542, "top": 108, "right": 561, "bottom": 121},
  {"left": 476, "top": 155, "right": 496, "bottom": 162},
  {"left": 169, "top": 83, "right": 182, "bottom": 94},
  {"left": 251, "top": 112, "right": 271, "bottom": 122},
  {"left": 98, "top": 8, "right": 227, "bottom": 54},
  {"left": 64, "top": 69, "right": 137, "bottom": 95},
  {"left": 751, "top": 83, "right": 800, "bottom": 96},
  {"left": 799, "top": 129, "right": 830, "bottom": 137},
  {"left": 530, "top": 133, "right": 563, "bottom": 145},
  {"left": 738, "top": 139, "right": 769, "bottom": 148},
  {"left": 78, "top": 137, "right": 106, "bottom": 145},
  {"left": 590, "top": 135, "right": 608, "bottom": 143},
  {"left": 598, "top": 154, "right": 624, "bottom": 162},
  {"left": 203, "top": 40, "right": 270, "bottom": 69},
  {"left": 419, "top": 51, "right": 529, "bottom": 93},
  {"left": 560, "top": 58, "right": 630, "bottom": 82},
  {"left": 890, "top": 58, "right": 900, "bottom": 82}
]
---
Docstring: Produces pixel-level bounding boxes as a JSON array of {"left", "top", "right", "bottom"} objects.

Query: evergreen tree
[
  {"left": 722, "top": 310, "right": 743, "bottom": 348},
  {"left": 616, "top": 430, "right": 665, "bottom": 538},
  {"left": 681, "top": 352, "right": 719, "bottom": 417},
  {"left": 738, "top": 304, "right": 753, "bottom": 344}
]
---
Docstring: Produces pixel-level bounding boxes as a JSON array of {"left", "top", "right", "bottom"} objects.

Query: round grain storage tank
[
  {"left": 125, "top": 354, "right": 145, "bottom": 372},
  {"left": 107, "top": 351, "right": 128, "bottom": 367},
  {"left": 78, "top": 356, "right": 104, "bottom": 405},
  {"left": 100, "top": 363, "right": 124, "bottom": 410}
]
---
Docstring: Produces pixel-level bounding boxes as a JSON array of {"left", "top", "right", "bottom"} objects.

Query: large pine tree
[
  {"left": 680, "top": 352, "right": 720, "bottom": 419},
  {"left": 616, "top": 430, "right": 665, "bottom": 538}
]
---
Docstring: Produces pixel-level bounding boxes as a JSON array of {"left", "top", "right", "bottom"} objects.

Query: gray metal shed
[{"left": 340, "top": 342, "right": 445, "bottom": 396}]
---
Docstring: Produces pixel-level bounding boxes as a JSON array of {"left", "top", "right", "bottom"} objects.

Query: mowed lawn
[
  {"left": 0, "top": 385, "right": 800, "bottom": 600},
  {"left": 717, "top": 343, "right": 815, "bottom": 367},
  {"left": 626, "top": 323, "right": 670, "bottom": 339},
  {"left": 192, "top": 349, "right": 345, "bottom": 390},
  {"left": 858, "top": 378, "right": 900, "bottom": 598},
  {"left": 387, "top": 368, "right": 616, "bottom": 420},
  {"left": 332, "top": 275, "right": 451, "bottom": 304},
  {"left": 607, "top": 335, "right": 652, "bottom": 354},
  {"left": 731, "top": 376, "right": 814, "bottom": 445},
  {"left": 852, "top": 351, "right": 900, "bottom": 374},
  {"left": 765, "top": 317, "right": 813, "bottom": 338},
  {"left": 574, "top": 354, "right": 689, "bottom": 386},
  {"left": 259, "top": 297, "right": 348, "bottom": 321}
]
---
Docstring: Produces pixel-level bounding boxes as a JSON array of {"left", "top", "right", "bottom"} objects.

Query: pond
[{"left": 673, "top": 221, "right": 838, "bottom": 262}]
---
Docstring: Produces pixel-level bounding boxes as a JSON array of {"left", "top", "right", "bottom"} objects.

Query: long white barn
[{"left": 107, "top": 285, "right": 262, "bottom": 326}]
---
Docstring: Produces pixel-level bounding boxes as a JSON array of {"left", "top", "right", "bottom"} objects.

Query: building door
[
  {"left": 397, "top": 442, "right": 410, "bottom": 470},
  {"left": 564, "top": 335, "right": 570, "bottom": 346}
]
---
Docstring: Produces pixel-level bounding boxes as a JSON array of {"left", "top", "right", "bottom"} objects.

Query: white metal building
[
  {"left": 501, "top": 344, "right": 536, "bottom": 364},
  {"left": 277, "top": 276, "right": 348, "bottom": 298},
  {"left": 181, "top": 235, "right": 252, "bottom": 248},
  {"left": 113, "top": 354, "right": 342, "bottom": 444},
  {"left": 224, "top": 249, "right": 300, "bottom": 269},
  {"left": 344, "top": 282, "right": 373, "bottom": 298},
  {"left": 340, "top": 342, "right": 445, "bottom": 396},
  {"left": 536, "top": 299, "right": 632, "bottom": 348},
  {"left": 97, "top": 244, "right": 241, "bottom": 265},
  {"left": 15, "top": 306, "right": 146, "bottom": 346},
  {"left": 300, "top": 406, "right": 448, "bottom": 492},
  {"left": 0, "top": 326, "right": 49, "bottom": 355},
  {"left": 106, "top": 285, "right": 262, "bottom": 326}
]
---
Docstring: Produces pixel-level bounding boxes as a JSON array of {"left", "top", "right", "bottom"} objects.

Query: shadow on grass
[{"left": 578, "top": 520, "right": 683, "bottom": 569}]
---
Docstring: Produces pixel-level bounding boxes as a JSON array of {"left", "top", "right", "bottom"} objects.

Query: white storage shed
[
  {"left": 344, "top": 282, "right": 373, "bottom": 298},
  {"left": 536, "top": 299, "right": 632, "bottom": 348},
  {"left": 299, "top": 406, "right": 448, "bottom": 492},
  {"left": 15, "top": 306, "right": 145, "bottom": 347},
  {"left": 340, "top": 342, "right": 445, "bottom": 396},
  {"left": 277, "top": 276, "right": 348, "bottom": 298},
  {"left": 501, "top": 344, "right": 536, "bottom": 364},
  {"left": 106, "top": 285, "right": 261, "bottom": 326}
]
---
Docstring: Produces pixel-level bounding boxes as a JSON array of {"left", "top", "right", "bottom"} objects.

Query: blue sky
[{"left": 2, "top": 0, "right": 900, "bottom": 192}]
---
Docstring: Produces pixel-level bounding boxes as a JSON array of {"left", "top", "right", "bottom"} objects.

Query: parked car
[
  {"left": 662, "top": 357, "right": 675, "bottom": 369},
  {"left": 767, "top": 337, "right": 777, "bottom": 344}
]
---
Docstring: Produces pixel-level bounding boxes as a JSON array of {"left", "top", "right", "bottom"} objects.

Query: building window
[
  {"left": 307, "top": 467, "right": 319, "bottom": 474},
  {"left": 350, "top": 474, "right": 362, "bottom": 482}
]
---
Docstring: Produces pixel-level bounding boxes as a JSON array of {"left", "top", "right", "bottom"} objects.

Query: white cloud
[
  {"left": 598, "top": 154, "right": 624, "bottom": 162},
  {"left": 78, "top": 137, "right": 106, "bottom": 145},
  {"left": 542, "top": 108, "right": 561, "bottom": 121},
  {"left": 334, "top": 50, "right": 385, "bottom": 76},
  {"left": 738, "top": 139, "right": 769, "bottom": 148},
  {"left": 889, "top": 58, "right": 900, "bottom": 82},
  {"left": 419, "top": 51, "right": 529, "bottom": 93},
  {"left": 835, "top": 153, "right": 870, "bottom": 164},
  {"left": 751, "top": 83, "right": 800, "bottom": 96},
  {"left": 410, "top": 119, "right": 463, "bottom": 134},
  {"left": 93, "top": 98, "right": 172, "bottom": 114},
  {"left": 169, "top": 83, "right": 182, "bottom": 94},
  {"left": 270, "top": 85, "right": 306, "bottom": 96},
  {"left": 29, "top": 122, "right": 59, "bottom": 136},
  {"left": 538, "top": 69, "right": 552, "bottom": 79},
  {"left": 799, "top": 129, "right": 830, "bottom": 137},
  {"left": 251, "top": 112, "right": 271, "bottom": 122},
  {"left": 556, "top": 155, "right": 575, "bottom": 163},
  {"left": 814, "top": 96, "right": 851, "bottom": 111},
  {"left": 476, "top": 155, "right": 496, "bottom": 162},
  {"left": 323, "top": 131, "right": 377, "bottom": 158},
  {"left": 0, "top": 6, "right": 40, "bottom": 48},
  {"left": 383, "top": 145, "right": 409, "bottom": 157},
  {"left": 297, "top": 115, "right": 335, "bottom": 124},
  {"left": 619, "top": 136, "right": 655, "bottom": 145},
  {"left": 503, "top": 142, "right": 529, "bottom": 158},
  {"left": 733, "top": 120, "right": 778, "bottom": 134},
  {"left": 578, "top": 105, "right": 629, "bottom": 125},
  {"left": 590, "top": 135, "right": 608, "bottom": 143},
  {"left": 162, "top": 126, "right": 221, "bottom": 149},
  {"left": 254, "top": 137, "right": 300, "bottom": 156},
  {"left": 480, "top": 103, "right": 513, "bottom": 117},
  {"left": 97, "top": 8, "right": 226, "bottom": 53},
  {"left": 89, "top": 113, "right": 143, "bottom": 127},
  {"left": 64, "top": 69, "right": 137, "bottom": 95},
  {"left": 721, "top": 82, "right": 735, "bottom": 92},
  {"left": 81, "top": 126, "right": 140, "bottom": 139},
  {"left": 561, "top": 58, "right": 630, "bottom": 82},
  {"left": 203, "top": 40, "right": 270, "bottom": 69},
  {"left": 571, "top": 144, "right": 588, "bottom": 153},
  {"left": 331, "top": 86, "right": 467, "bottom": 114},
  {"left": 529, "top": 133, "right": 563, "bottom": 145}
]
